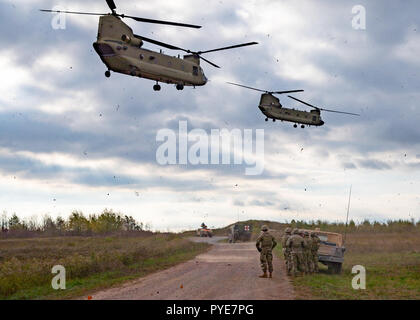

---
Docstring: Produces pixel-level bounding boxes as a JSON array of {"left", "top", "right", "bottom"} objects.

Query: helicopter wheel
[
  {"left": 153, "top": 84, "right": 161, "bottom": 91},
  {"left": 294, "top": 124, "right": 298, "bottom": 128},
  {"left": 105, "top": 70, "right": 111, "bottom": 78},
  {"left": 265, "top": 118, "right": 268, "bottom": 122},
  {"left": 176, "top": 84, "right": 184, "bottom": 91},
  {"left": 301, "top": 125, "right": 305, "bottom": 129},
  {"left": 273, "top": 119, "right": 276, "bottom": 122}
]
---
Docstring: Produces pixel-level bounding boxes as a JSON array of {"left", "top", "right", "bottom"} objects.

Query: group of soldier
[
  {"left": 282, "top": 227, "right": 320, "bottom": 277},
  {"left": 255, "top": 225, "right": 321, "bottom": 278}
]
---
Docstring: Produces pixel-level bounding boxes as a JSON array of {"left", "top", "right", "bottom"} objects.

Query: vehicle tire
[
  {"left": 105, "top": 70, "right": 111, "bottom": 78},
  {"left": 327, "top": 262, "right": 342, "bottom": 274},
  {"left": 335, "top": 263, "right": 342, "bottom": 274}
]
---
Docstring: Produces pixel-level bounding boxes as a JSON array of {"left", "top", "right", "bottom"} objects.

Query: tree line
[
  {"left": 285, "top": 218, "right": 420, "bottom": 233},
  {"left": 0, "top": 209, "right": 150, "bottom": 238}
]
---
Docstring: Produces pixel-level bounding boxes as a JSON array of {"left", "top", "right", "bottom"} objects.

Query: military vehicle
[
  {"left": 227, "top": 82, "right": 360, "bottom": 128},
  {"left": 228, "top": 223, "right": 252, "bottom": 243},
  {"left": 41, "top": 0, "right": 258, "bottom": 91},
  {"left": 196, "top": 223, "right": 213, "bottom": 238},
  {"left": 301, "top": 228, "right": 346, "bottom": 274}
]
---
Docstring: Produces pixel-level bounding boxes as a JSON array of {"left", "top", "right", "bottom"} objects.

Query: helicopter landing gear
[
  {"left": 294, "top": 124, "right": 298, "bottom": 128},
  {"left": 153, "top": 83, "right": 161, "bottom": 91},
  {"left": 265, "top": 118, "right": 268, "bottom": 122},
  {"left": 273, "top": 119, "right": 276, "bottom": 122},
  {"left": 105, "top": 70, "right": 111, "bottom": 78},
  {"left": 301, "top": 125, "right": 305, "bottom": 129},
  {"left": 176, "top": 84, "right": 184, "bottom": 91}
]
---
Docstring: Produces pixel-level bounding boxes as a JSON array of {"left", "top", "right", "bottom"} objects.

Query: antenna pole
[{"left": 344, "top": 185, "right": 352, "bottom": 245}]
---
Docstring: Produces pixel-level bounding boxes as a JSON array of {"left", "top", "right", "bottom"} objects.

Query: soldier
[
  {"left": 256, "top": 225, "right": 277, "bottom": 278},
  {"left": 281, "top": 227, "right": 292, "bottom": 275},
  {"left": 303, "top": 231, "right": 314, "bottom": 274},
  {"left": 298, "top": 230, "right": 309, "bottom": 274},
  {"left": 310, "top": 232, "right": 321, "bottom": 273},
  {"left": 286, "top": 228, "right": 306, "bottom": 276}
]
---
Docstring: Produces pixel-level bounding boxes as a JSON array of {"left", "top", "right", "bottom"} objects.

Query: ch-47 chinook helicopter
[
  {"left": 227, "top": 82, "right": 360, "bottom": 128},
  {"left": 41, "top": 0, "right": 258, "bottom": 91}
]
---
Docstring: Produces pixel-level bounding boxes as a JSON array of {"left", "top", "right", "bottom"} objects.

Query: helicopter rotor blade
[
  {"left": 288, "top": 95, "right": 320, "bottom": 109},
  {"left": 319, "top": 109, "right": 360, "bottom": 116},
  {"left": 273, "top": 90, "right": 304, "bottom": 95},
  {"left": 41, "top": 8, "right": 201, "bottom": 29},
  {"left": 40, "top": 9, "right": 105, "bottom": 17},
  {"left": 124, "top": 15, "right": 201, "bottom": 28},
  {"left": 198, "top": 56, "right": 220, "bottom": 68},
  {"left": 134, "top": 35, "right": 188, "bottom": 51},
  {"left": 136, "top": 35, "right": 220, "bottom": 68},
  {"left": 227, "top": 83, "right": 304, "bottom": 95},
  {"left": 226, "top": 82, "right": 268, "bottom": 93},
  {"left": 106, "top": 0, "right": 117, "bottom": 12},
  {"left": 197, "top": 42, "right": 258, "bottom": 54},
  {"left": 288, "top": 96, "right": 360, "bottom": 116}
]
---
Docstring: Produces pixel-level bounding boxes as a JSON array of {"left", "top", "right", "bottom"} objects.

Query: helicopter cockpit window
[{"left": 192, "top": 66, "right": 199, "bottom": 76}]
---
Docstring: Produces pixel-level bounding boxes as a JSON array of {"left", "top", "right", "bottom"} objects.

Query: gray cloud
[{"left": 1, "top": 0, "right": 419, "bottom": 225}]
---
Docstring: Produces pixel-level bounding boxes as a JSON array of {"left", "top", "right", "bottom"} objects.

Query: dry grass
[
  {"left": 0, "top": 234, "right": 208, "bottom": 299},
  {"left": 286, "top": 231, "right": 420, "bottom": 300}
]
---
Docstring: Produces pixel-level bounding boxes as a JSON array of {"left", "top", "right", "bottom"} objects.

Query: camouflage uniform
[
  {"left": 299, "top": 230, "right": 309, "bottom": 274},
  {"left": 256, "top": 225, "right": 277, "bottom": 278},
  {"left": 281, "top": 228, "right": 292, "bottom": 275},
  {"left": 286, "top": 229, "right": 306, "bottom": 276},
  {"left": 303, "top": 232, "right": 314, "bottom": 274},
  {"left": 310, "top": 233, "right": 320, "bottom": 273}
]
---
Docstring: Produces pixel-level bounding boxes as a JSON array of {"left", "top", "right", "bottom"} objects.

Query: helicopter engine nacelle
[{"left": 121, "top": 34, "right": 143, "bottom": 47}]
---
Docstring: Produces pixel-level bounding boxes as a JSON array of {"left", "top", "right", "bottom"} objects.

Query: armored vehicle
[
  {"left": 228, "top": 223, "right": 252, "bottom": 243},
  {"left": 196, "top": 223, "right": 213, "bottom": 238},
  {"left": 301, "top": 228, "right": 346, "bottom": 274}
]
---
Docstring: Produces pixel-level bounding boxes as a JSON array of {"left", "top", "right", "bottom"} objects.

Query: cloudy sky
[{"left": 0, "top": 0, "right": 419, "bottom": 231}]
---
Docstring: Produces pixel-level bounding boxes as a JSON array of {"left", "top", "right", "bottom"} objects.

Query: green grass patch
[{"left": 274, "top": 234, "right": 420, "bottom": 300}]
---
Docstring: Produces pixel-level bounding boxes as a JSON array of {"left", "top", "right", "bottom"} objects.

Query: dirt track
[{"left": 89, "top": 237, "right": 295, "bottom": 300}]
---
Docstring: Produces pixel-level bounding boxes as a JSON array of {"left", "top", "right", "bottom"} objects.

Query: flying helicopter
[
  {"left": 41, "top": 0, "right": 258, "bottom": 91},
  {"left": 227, "top": 82, "right": 360, "bottom": 128}
]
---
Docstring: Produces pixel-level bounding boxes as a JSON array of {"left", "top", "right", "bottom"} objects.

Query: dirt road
[{"left": 90, "top": 237, "right": 295, "bottom": 300}]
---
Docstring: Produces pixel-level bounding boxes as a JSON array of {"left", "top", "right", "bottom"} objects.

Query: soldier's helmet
[
  {"left": 304, "top": 231, "right": 309, "bottom": 236},
  {"left": 261, "top": 225, "right": 269, "bottom": 231},
  {"left": 310, "top": 232, "right": 317, "bottom": 237},
  {"left": 285, "top": 227, "right": 292, "bottom": 234},
  {"left": 292, "top": 228, "right": 299, "bottom": 234}
]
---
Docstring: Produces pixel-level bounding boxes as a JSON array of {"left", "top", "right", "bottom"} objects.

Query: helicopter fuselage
[
  {"left": 258, "top": 93, "right": 325, "bottom": 126},
  {"left": 93, "top": 15, "right": 207, "bottom": 87}
]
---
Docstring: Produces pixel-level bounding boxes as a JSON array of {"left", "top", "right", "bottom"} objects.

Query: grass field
[
  {"left": 275, "top": 232, "right": 420, "bottom": 300},
  {"left": 0, "top": 234, "right": 209, "bottom": 300}
]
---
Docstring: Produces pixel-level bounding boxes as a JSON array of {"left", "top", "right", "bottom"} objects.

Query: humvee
[
  {"left": 228, "top": 223, "right": 252, "bottom": 243},
  {"left": 196, "top": 223, "right": 213, "bottom": 238},
  {"left": 301, "top": 228, "right": 346, "bottom": 274}
]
